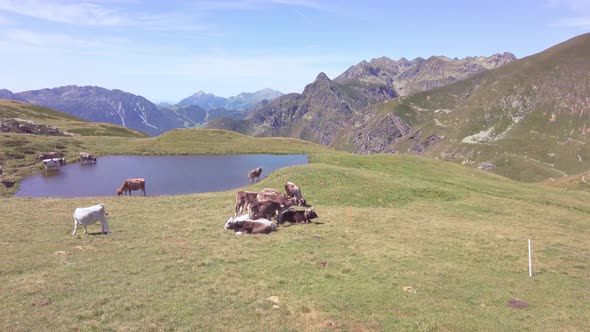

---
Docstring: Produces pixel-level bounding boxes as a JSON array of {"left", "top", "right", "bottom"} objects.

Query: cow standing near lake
[
  {"left": 42, "top": 158, "right": 66, "bottom": 172},
  {"left": 117, "top": 178, "right": 146, "bottom": 196},
  {"left": 248, "top": 167, "right": 263, "bottom": 183},
  {"left": 80, "top": 152, "right": 97, "bottom": 164},
  {"left": 38, "top": 151, "right": 61, "bottom": 160}
]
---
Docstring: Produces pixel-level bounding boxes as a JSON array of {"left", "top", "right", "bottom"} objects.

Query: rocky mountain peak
[{"left": 315, "top": 72, "right": 331, "bottom": 81}]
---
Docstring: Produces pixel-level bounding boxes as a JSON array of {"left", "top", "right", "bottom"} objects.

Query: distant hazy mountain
[
  {"left": 177, "top": 88, "right": 283, "bottom": 111},
  {"left": 0, "top": 89, "right": 15, "bottom": 100},
  {"left": 8, "top": 86, "right": 185, "bottom": 136},
  {"left": 177, "top": 91, "right": 227, "bottom": 110}
]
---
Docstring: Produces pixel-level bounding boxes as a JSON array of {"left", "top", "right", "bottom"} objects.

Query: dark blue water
[{"left": 15, "top": 154, "right": 308, "bottom": 198}]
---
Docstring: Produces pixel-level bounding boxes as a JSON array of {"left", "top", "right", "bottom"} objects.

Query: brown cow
[
  {"left": 248, "top": 167, "right": 263, "bottom": 183},
  {"left": 117, "top": 178, "right": 146, "bottom": 196},
  {"left": 80, "top": 152, "right": 97, "bottom": 164},
  {"left": 234, "top": 190, "right": 258, "bottom": 217},
  {"left": 252, "top": 188, "right": 297, "bottom": 220},
  {"left": 257, "top": 188, "right": 296, "bottom": 207},
  {"left": 285, "top": 181, "right": 306, "bottom": 206},
  {"left": 38, "top": 151, "right": 61, "bottom": 160}
]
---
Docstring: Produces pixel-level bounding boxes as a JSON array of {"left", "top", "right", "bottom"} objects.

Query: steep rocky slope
[
  {"left": 343, "top": 33, "right": 590, "bottom": 181},
  {"left": 208, "top": 52, "right": 515, "bottom": 147}
]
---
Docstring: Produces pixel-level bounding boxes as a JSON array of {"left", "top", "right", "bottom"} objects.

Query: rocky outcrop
[
  {"left": 335, "top": 53, "right": 517, "bottom": 97},
  {"left": 348, "top": 110, "right": 411, "bottom": 154},
  {"left": 0, "top": 118, "right": 66, "bottom": 135}
]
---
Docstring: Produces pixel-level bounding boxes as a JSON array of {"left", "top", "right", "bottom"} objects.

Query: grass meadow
[{"left": 1, "top": 139, "right": 589, "bottom": 331}]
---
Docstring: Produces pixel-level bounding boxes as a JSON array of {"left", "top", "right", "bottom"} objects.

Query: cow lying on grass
[
  {"left": 278, "top": 206, "right": 318, "bottom": 224},
  {"left": 117, "top": 178, "right": 146, "bottom": 196},
  {"left": 72, "top": 204, "right": 110, "bottom": 235},
  {"left": 224, "top": 214, "right": 276, "bottom": 234}
]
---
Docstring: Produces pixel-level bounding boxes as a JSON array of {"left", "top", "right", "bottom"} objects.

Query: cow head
[
  {"left": 116, "top": 188, "right": 123, "bottom": 196},
  {"left": 224, "top": 217, "right": 235, "bottom": 230},
  {"left": 304, "top": 207, "right": 318, "bottom": 221}
]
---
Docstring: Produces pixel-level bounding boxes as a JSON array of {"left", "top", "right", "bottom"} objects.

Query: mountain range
[
  {"left": 178, "top": 88, "right": 283, "bottom": 110},
  {"left": 208, "top": 33, "right": 590, "bottom": 181},
  {"left": 0, "top": 87, "right": 283, "bottom": 136},
  {"left": 4, "top": 33, "right": 589, "bottom": 182},
  {"left": 207, "top": 52, "right": 517, "bottom": 146}
]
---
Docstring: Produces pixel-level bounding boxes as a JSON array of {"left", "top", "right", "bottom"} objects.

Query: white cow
[
  {"left": 224, "top": 214, "right": 276, "bottom": 234},
  {"left": 72, "top": 204, "right": 110, "bottom": 235},
  {"left": 42, "top": 158, "right": 66, "bottom": 171}
]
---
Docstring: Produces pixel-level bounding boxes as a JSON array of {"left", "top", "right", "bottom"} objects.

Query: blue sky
[{"left": 0, "top": 0, "right": 588, "bottom": 103}]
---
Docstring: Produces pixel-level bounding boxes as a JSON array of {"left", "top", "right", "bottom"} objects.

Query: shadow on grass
[{"left": 87, "top": 232, "right": 109, "bottom": 236}]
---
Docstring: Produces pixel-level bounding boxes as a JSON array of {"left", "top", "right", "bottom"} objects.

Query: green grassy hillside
[
  {"left": 0, "top": 101, "right": 588, "bottom": 330},
  {"left": 340, "top": 33, "right": 590, "bottom": 182},
  {"left": 0, "top": 100, "right": 332, "bottom": 197}
]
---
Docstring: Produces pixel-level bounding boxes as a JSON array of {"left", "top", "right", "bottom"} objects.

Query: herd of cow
[
  {"left": 224, "top": 174, "right": 319, "bottom": 234},
  {"left": 38, "top": 151, "right": 96, "bottom": 172},
  {"left": 70, "top": 167, "right": 319, "bottom": 236}
]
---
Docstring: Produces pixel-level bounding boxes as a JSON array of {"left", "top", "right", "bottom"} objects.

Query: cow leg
[
  {"left": 72, "top": 219, "right": 78, "bottom": 235},
  {"left": 83, "top": 225, "right": 88, "bottom": 234},
  {"left": 100, "top": 218, "right": 110, "bottom": 234}
]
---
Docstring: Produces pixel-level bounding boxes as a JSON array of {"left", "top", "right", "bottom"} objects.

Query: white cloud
[
  {"left": 545, "top": 0, "right": 590, "bottom": 13},
  {"left": 0, "top": 14, "right": 11, "bottom": 24},
  {"left": 554, "top": 16, "right": 590, "bottom": 29},
  {"left": 2, "top": 28, "right": 125, "bottom": 51},
  {"left": 0, "top": 0, "right": 209, "bottom": 31}
]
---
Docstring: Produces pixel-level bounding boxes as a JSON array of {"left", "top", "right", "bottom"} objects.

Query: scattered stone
[
  {"left": 272, "top": 305, "right": 280, "bottom": 310},
  {"left": 325, "top": 320, "right": 337, "bottom": 328},
  {"left": 507, "top": 298, "right": 528, "bottom": 309},
  {"left": 319, "top": 261, "right": 327, "bottom": 267},
  {"left": 265, "top": 296, "right": 280, "bottom": 305},
  {"left": 54, "top": 251, "right": 69, "bottom": 255},
  {"left": 32, "top": 298, "right": 52, "bottom": 306},
  {"left": 403, "top": 286, "right": 416, "bottom": 294},
  {"left": 477, "top": 162, "right": 496, "bottom": 170}
]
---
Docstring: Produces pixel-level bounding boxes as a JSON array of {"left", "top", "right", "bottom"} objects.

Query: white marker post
[{"left": 528, "top": 239, "right": 533, "bottom": 277}]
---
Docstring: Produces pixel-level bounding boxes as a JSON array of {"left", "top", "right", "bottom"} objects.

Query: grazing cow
[
  {"left": 278, "top": 206, "right": 318, "bottom": 224},
  {"left": 38, "top": 151, "right": 61, "bottom": 160},
  {"left": 117, "top": 178, "right": 146, "bottom": 196},
  {"left": 42, "top": 158, "right": 66, "bottom": 171},
  {"left": 72, "top": 204, "right": 110, "bottom": 235},
  {"left": 80, "top": 152, "right": 97, "bottom": 164},
  {"left": 234, "top": 190, "right": 258, "bottom": 217},
  {"left": 285, "top": 181, "right": 306, "bottom": 206},
  {"left": 224, "top": 214, "right": 276, "bottom": 234},
  {"left": 248, "top": 167, "right": 263, "bottom": 183}
]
